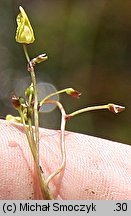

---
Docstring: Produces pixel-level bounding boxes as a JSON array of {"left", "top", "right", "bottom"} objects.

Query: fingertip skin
[
  {"left": 0, "top": 120, "right": 131, "bottom": 200},
  {"left": 0, "top": 120, "right": 35, "bottom": 199}
]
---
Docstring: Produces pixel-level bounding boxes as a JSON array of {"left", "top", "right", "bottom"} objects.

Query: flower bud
[
  {"left": 12, "top": 95, "right": 25, "bottom": 109},
  {"left": 108, "top": 104, "right": 125, "bottom": 113},
  {"left": 12, "top": 95, "right": 21, "bottom": 109},
  {"left": 25, "top": 83, "right": 34, "bottom": 97},
  {"left": 66, "top": 88, "right": 81, "bottom": 99},
  {"left": 31, "top": 54, "right": 48, "bottom": 66},
  {"left": 15, "top": 6, "right": 35, "bottom": 44}
]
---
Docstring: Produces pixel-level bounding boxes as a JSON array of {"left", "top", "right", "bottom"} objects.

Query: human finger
[{"left": 0, "top": 120, "right": 131, "bottom": 200}]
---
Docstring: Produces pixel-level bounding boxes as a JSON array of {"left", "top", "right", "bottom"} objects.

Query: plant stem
[
  {"left": 18, "top": 108, "right": 53, "bottom": 199},
  {"left": 44, "top": 100, "right": 67, "bottom": 186},
  {"left": 23, "top": 44, "right": 39, "bottom": 161},
  {"left": 23, "top": 44, "right": 30, "bottom": 62},
  {"left": 28, "top": 91, "right": 33, "bottom": 105},
  {"left": 68, "top": 104, "right": 109, "bottom": 118},
  {"left": 35, "top": 160, "right": 54, "bottom": 200},
  {"left": 30, "top": 68, "right": 39, "bottom": 159},
  {"left": 22, "top": 44, "right": 53, "bottom": 199},
  {"left": 39, "top": 88, "right": 73, "bottom": 107},
  {"left": 28, "top": 117, "right": 35, "bottom": 144},
  {"left": 18, "top": 109, "right": 36, "bottom": 158}
]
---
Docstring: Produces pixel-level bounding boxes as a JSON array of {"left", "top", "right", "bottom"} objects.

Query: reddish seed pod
[
  {"left": 108, "top": 104, "right": 125, "bottom": 113},
  {"left": 11, "top": 95, "right": 21, "bottom": 109},
  {"left": 70, "top": 90, "right": 81, "bottom": 99},
  {"left": 66, "top": 88, "right": 81, "bottom": 99}
]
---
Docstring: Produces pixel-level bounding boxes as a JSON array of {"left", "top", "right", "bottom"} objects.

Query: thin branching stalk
[
  {"left": 68, "top": 104, "right": 125, "bottom": 118},
  {"left": 23, "top": 44, "right": 39, "bottom": 161},
  {"left": 18, "top": 109, "right": 36, "bottom": 158},
  {"left": 68, "top": 104, "right": 110, "bottom": 118},
  {"left": 23, "top": 44, "right": 30, "bottom": 62},
  {"left": 35, "top": 160, "right": 54, "bottom": 200},
  {"left": 43, "top": 100, "right": 67, "bottom": 186},
  {"left": 22, "top": 44, "right": 53, "bottom": 199},
  {"left": 18, "top": 108, "right": 53, "bottom": 199},
  {"left": 28, "top": 117, "right": 35, "bottom": 144},
  {"left": 39, "top": 88, "right": 73, "bottom": 107},
  {"left": 30, "top": 67, "right": 39, "bottom": 159}
]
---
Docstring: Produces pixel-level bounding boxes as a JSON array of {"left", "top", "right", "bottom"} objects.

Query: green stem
[
  {"left": 23, "top": 44, "right": 30, "bottom": 62},
  {"left": 23, "top": 44, "right": 39, "bottom": 162},
  {"left": 18, "top": 109, "right": 53, "bottom": 199},
  {"left": 18, "top": 109, "right": 36, "bottom": 158},
  {"left": 28, "top": 117, "right": 35, "bottom": 144},
  {"left": 39, "top": 88, "right": 73, "bottom": 107},
  {"left": 68, "top": 104, "right": 109, "bottom": 118},
  {"left": 22, "top": 44, "right": 53, "bottom": 199},
  {"left": 35, "top": 161, "right": 54, "bottom": 200},
  {"left": 30, "top": 68, "right": 39, "bottom": 160},
  {"left": 44, "top": 100, "right": 66, "bottom": 186},
  {"left": 28, "top": 92, "right": 33, "bottom": 106}
]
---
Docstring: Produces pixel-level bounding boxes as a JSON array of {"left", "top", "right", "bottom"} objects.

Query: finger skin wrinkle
[{"left": 0, "top": 120, "right": 131, "bottom": 200}]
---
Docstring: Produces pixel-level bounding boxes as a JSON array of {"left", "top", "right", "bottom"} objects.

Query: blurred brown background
[{"left": 0, "top": 0, "right": 131, "bottom": 144}]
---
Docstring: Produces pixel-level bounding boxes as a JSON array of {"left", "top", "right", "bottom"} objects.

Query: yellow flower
[{"left": 15, "top": 6, "right": 35, "bottom": 44}]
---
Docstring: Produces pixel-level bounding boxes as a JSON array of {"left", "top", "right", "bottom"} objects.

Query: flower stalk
[
  {"left": 67, "top": 104, "right": 125, "bottom": 119},
  {"left": 39, "top": 87, "right": 81, "bottom": 107},
  {"left": 23, "top": 44, "right": 39, "bottom": 161},
  {"left": 44, "top": 100, "right": 67, "bottom": 186}
]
